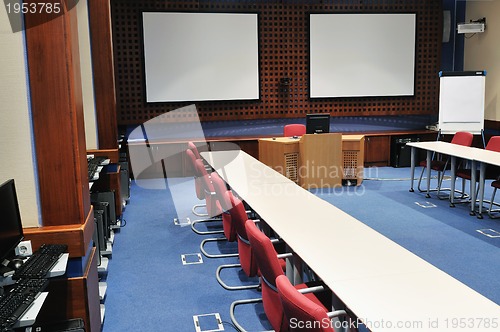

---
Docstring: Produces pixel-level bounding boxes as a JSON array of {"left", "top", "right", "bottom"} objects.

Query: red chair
[
  {"left": 229, "top": 220, "right": 325, "bottom": 331},
  {"left": 284, "top": 124, "right": 306, "bottom": 137},
  {"left": 276, "top": 275, "right": 355, "bottom": 332},
  {"left": 188, "top": 141, "right": 203, "bottom": 160},
  {"left": 189, "top": 158, "right": 224, "bottom": 235},
  {"left": 417, "top": 131, "right": 473, "bottom": 197},
  {"left": 186, "top": 148, "right": 205, "bottom": 202},
  {"left": 456, "top": 136, "right": 500, "bottom": 209},
  {"left": 488, "top": 180, "right": 500, "bottom": 218},
  {"left": 215, "top": 192, "right": 261, "bottom": 291},
  {"left": 199, "top": 173, "right": 239, "bottom": 259}
]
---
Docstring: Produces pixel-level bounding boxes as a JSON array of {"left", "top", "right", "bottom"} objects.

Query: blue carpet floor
[{"left": 101, "top": 167, "right": 500, "bottom": 332}]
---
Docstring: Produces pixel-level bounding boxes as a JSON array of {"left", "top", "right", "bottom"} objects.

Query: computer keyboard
[
  {"left": 87, "top": 157, "right": 106, "bottom": 181},
  {"left": 12, "top": 244, "right": 68, "bottom": 280},
  {"left": 88, "top": 156, "right": 108, "bottom": 181},
  {"left": 0, "top": 278, "right": 49, "bottom": 331},
  {"left": 88, "top": 160, "right": 99, "bottom": 181}
]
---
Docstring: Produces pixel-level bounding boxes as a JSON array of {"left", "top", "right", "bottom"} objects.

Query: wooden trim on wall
[
  {"left": 87, "top": 148, "right": 120, "bottom": 163},
  {"left": 23, "top": 207, "right": 95, "bottom": 258},
  {"left": 88, "top": 0, "right": 118, "bottom": 150}
]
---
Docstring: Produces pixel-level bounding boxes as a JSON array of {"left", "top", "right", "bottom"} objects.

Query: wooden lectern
[
  {"left": 259, "top": 134, "right": 364, "bottom": 188},
  {"left": 258, "top": 137, "right": 300, "bottom": 183},
  {"left": 299, "top": 133, "right": 342, "bottom": 188}
]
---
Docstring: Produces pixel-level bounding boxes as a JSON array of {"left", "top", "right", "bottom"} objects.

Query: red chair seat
[{"left": 277, "top": 275, "right": 336, "bottom": 332}]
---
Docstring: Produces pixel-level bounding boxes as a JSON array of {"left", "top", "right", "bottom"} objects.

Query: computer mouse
[
  {"left": 292, "top": 136, "right": 299, "bottom": 139},
  {"left": 8, "top": 258, "right": 24, "bottom": 270}
]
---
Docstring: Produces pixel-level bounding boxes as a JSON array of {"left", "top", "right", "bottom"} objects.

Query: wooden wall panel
[
  {"left": 111, "top": 0, "right": 442, "bottom": 125},
  {"left": 88, "top": 0, "right": 118, "bottom": 150},
  {"left": 24, "top": 0, "right": 91, "bottom": 226}
]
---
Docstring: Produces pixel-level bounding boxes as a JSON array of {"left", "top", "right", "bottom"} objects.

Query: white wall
[
  {"left": 464, "top": 1, "right": 500, "bottom": 121},
  {"left": 77, "top": 0, "right": 98, "bottom": 150},
  {"left": 0, "top": 8, "right": 40, "bottom": 227}
]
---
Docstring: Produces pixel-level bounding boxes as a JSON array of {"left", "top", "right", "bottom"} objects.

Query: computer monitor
[
  {"left": 306, "top": 113, "right": 331, "bottom": 134},
  {"left": 0, "top": 179, "right": 24, "bottom": 261}
]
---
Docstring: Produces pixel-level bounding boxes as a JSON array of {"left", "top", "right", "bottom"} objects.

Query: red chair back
[
  {"left": 276, "top": 275, "right": 335, "bottom": 332},
  {"left": 451, "top": 131, "right": 473, "bottom": 147},
  {"left": 284, "top": 124, "right": 306, "bottom": 137},
  {"left": 486, "top": 136, "right": 500, "bottom": 152},
  {"left": 210, "top": 173, "right": 236, "bottom": 241},
  {"left": 186, "top": 149, "right": 204, "bottom": 200},
  {"left": 194, "top": 159, "right": 220, "bottom": 217},
  {"left": 188, "top": 141, "right": 203, "bottom": 160},
  {"left": 245, "top": 220, "right": 287, "bottom": 331},
  {"left": 228, "top": 193, "right": 258, "bottom": 277}
]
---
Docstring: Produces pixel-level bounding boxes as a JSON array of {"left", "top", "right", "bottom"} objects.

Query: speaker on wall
[{"left": 443, "top": 10, "right": 451, "bottom": 43}]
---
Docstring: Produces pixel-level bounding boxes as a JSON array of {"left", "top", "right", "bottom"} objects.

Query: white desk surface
[
  {"left": 406, "top": 141, "right": 478, "bottom": 160},
  {"left": 202, "top": 150, "right": 293, "bottom": 186},
  {"left": 470, "top": 147, "right": 500, "bottom": 166},
  {"left": 201, "top": 150, "right": 500, "bottom": 331},
  {"left": 407, "top": 141, "right": 500, "bottom": 166},
  {"left": 14, "top": 292, "right": 49, "bottom": 328}
]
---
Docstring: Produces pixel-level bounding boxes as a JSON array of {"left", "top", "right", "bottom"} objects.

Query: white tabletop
[
  {"left": 406, "top": 141, "right": 478, "bottom": 160},
  {"left": 202, "top": 150, "right": 294, "bottom": 189},
  {"left": 470, "top": 147, "right": 500, "bottom": 166},
  {"left": 201, "top": 150, "right": 500, "bottom": 331}
]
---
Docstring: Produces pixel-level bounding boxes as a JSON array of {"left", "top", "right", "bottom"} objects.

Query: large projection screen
[
  {"left": 142, "top": 12, "right": 259, "bottom": 103},
  {"left": 309, "top": 13, "right": 416, "bottom": 98}
]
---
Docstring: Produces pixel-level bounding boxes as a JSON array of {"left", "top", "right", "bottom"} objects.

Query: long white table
[
  {"left": 407, "top": 141, "right": 478, "bottom": 214},
  {"left": 408, "top": 141, "right": 500, "bottom": 218},
  {"left": 201, "top": 150, "right": 500, "bottom": 332}
]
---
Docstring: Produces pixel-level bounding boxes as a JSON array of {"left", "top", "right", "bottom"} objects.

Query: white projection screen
[
  {"left": 309, "top": 13, "right": 416, "bottom": 98},
  {"left": 142, "top": 12, "right": 260, "bottom": 103}
]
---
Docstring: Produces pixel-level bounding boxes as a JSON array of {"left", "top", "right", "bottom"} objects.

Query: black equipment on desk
[
  {"left": 0, "top": 180, "right": 24, "bottom": 277},
  {"left": 0, "top": 278, "right": 49, "bottom": 331},
  {"left": 12, "top": 244, "right": 67, "bottom": 280},
  {"left": 391, "top": 136, "right": 420, "bottom": 168},
  {"left": 29, "top": 317, "right": 85, "bottom": 331},
  {"left": 92, "top": 205, "right": 108, "bottom": 254},
  {"left": 91, "top": 192, "right": 117, "bottom": 228},
  {"left": 87, "top": 156, "right": 107, "bottom": 181},
  {"left": 306, "top": 113, "right": 330, "bottom": 134}
]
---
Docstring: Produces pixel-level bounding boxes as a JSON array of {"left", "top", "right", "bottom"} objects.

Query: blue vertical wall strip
[
  {"left": 454, "top": 0, "right": 466, "bottom": 71},
  {"left": 21, "top": 13, "right": 42, "bottom": 226},
  {"left": 441, "top": 0, "right": 466, "bottom": 72}
]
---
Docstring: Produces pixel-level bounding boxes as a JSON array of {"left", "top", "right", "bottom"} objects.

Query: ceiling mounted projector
[{"left": 457, "top": 18, "right": 486, "bottom": 34}]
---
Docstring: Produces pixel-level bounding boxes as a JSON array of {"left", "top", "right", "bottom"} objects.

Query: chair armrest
[
  {"left": 277, "top": 252, "right": 293, "bottom": 259},
  {"left": 327, "top": 310, "right": 348, "bottom": 318},
  {"left": 297, "top": 285, "right": 325, "bottom": 294}
]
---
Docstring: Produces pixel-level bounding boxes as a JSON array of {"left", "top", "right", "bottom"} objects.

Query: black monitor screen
[
  {"left": 0, "top": 179, "right": 24, "bottom": 261},
  {"left": 306, "top": 114, "right": 331, "bottom": 134}
]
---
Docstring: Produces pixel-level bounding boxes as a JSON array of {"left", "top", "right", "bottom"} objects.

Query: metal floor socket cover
[
  {"left": 193, "top": 313, "right": 224, "bottom": 332},
  {"left": 476, "top": 229, "right": 500, "bottom": 238},
  {"left": 181, "top": 253, "right": 203, "bottom": 265}
]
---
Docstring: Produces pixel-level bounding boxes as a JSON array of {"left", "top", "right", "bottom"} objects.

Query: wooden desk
[
  {"left": 201, "top": 150, "right": 500, "bottom": 332},
  {"left": 258, "top": 134, "right": 364, "bottom": 188}
]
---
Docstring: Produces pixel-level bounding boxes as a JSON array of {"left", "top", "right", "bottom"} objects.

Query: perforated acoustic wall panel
[{"left": 111, "top": 0, "right": 442, "bottom": 125}]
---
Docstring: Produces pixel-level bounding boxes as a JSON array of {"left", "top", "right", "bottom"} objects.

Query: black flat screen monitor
[
  {"left": 306, "top": 114, "right": 331, "bottom": 134},
  {"left": 0, "top": 179, "right": 24, "bottom": 261}
]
